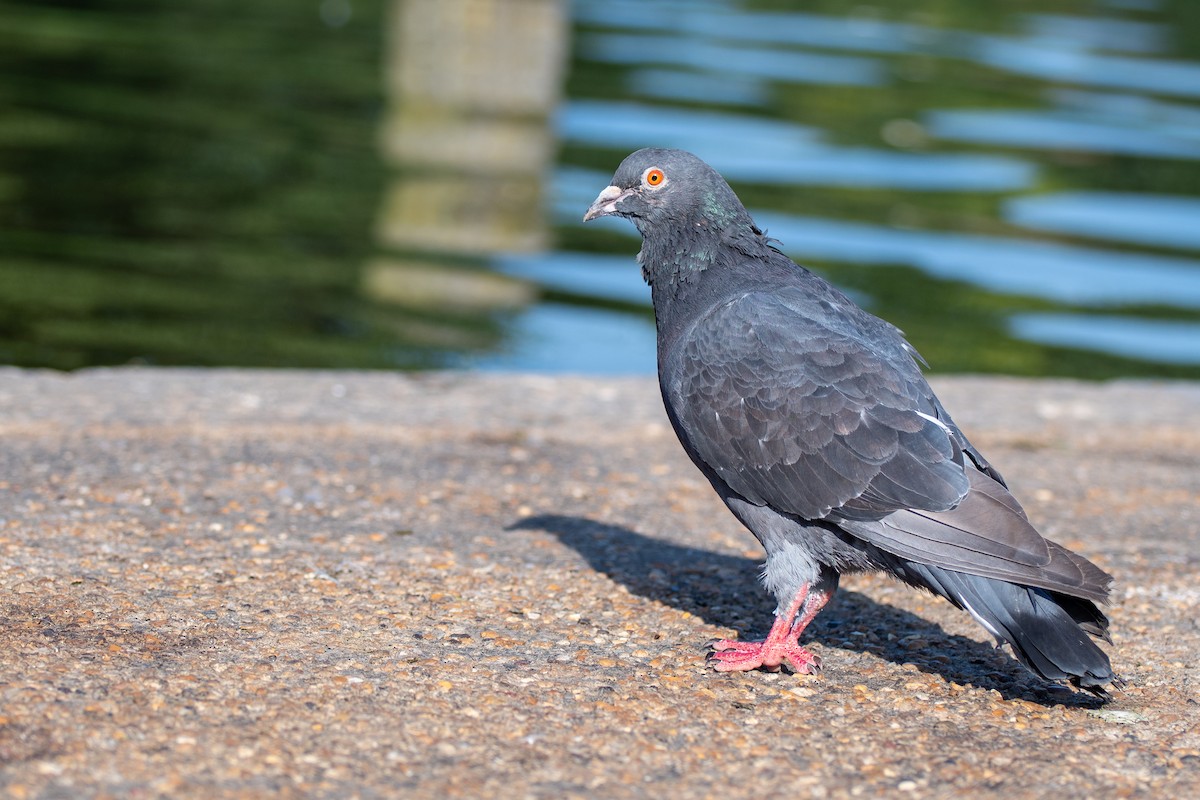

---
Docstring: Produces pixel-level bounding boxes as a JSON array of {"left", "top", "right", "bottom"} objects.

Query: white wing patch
[
  {"left": 915, "top": 410, "right": 953, "bottom": 437},
  {"left": 959, "top": 596, "right": 1003, "bottom": 642}
]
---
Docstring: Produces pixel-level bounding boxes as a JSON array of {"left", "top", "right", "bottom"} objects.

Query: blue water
[
  {"left": 3, "top": 0, "right": 1198, "bottom": 376},
  {"left": 1005, "top": 193, "right": 1200, "bottom": 250},
  {"left": 1009, "top": 314, "right": 1200, "bottom": 365},
  {"left": 474, "top": 0, "right": 1200, "bottom": 374}
]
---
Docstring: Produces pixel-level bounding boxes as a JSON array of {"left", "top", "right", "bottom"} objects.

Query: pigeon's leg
[{"left": 708, "top": 584, "right": 831, "bottom": 674}]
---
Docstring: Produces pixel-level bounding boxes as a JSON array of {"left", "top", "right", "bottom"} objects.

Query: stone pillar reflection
[{"left": 367, "top": 0, "right": 567, "bottom": 311}]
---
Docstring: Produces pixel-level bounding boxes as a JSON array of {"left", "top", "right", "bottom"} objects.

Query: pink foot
[
  {"left": 708, "top": 637, "right": 821, "bottom": 673},
  {"left": 706, "top": 582, "right": 831, "bottom": 675}
]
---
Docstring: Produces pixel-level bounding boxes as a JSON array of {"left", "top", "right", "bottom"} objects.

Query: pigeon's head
[{"left": 583, "top": 148, "right": 750, "bottom": 237}]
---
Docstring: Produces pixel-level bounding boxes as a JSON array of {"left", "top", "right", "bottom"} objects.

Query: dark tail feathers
[{"left": 895, "top": 561, "right": 1118, "bottom": 697}]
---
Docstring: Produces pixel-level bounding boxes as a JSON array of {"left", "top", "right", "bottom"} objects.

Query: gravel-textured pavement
[{"left": 1, "top": 368, "right": 1198, "bottom": 798}]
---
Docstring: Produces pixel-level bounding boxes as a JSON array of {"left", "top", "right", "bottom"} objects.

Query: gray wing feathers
[
  {"left": 897, "top": 562, "right": 1114, "bottom": 693},
  {"left": 671, "top": 289, "right": 1111, "bottom": 606},
  {"left": 675, "top": 292, "right": 969, "bottom": 520},
  {"left": 842, "top": 467, "right": 1111, "bottom": 603}
]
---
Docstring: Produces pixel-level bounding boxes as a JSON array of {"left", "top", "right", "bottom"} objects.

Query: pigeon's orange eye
[{"left": 645, "top": 168, "right": 665, "bottom": 187}]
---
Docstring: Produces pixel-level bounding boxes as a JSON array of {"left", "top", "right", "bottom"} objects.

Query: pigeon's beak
[{"left": 583, "top": 185, "right": 634, "bottom": 222}]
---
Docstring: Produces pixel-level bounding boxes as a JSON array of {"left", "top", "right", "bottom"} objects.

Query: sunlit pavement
[{"left": 1, "top": 369, "right": 1197, "bottom": 797}]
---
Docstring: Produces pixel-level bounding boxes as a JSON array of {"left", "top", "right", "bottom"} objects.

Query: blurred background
[{"left": 2, "top": 0, "right": 1198, "bottom": 377}]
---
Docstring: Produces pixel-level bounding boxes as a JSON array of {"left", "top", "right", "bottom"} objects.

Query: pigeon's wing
[
  {"left": 665, "top": 289, "right": 1096, "bottom": 586},
  {"left": 842, "top": 468, "right": 1113, "bottom": 602},
  {"left": 667, "top": 289, "right": 969, "bottom": 521}
]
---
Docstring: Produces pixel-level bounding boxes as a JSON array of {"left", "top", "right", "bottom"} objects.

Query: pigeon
[{"left": 583, "top": 148, "right": 1118, "bottom": 696}]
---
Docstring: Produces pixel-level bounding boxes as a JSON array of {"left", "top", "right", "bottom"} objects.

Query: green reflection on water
[
  {"left": 562, "top": 0, "right": 1200, "bottom": 379},
  {"left": 3, "top": 0, "right": 1200, "bottom": 377},
  {"left": 0, "top": 0, "right": 504, "bottom": 369}
]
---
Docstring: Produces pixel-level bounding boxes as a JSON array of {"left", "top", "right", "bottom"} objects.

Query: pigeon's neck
[
  {"left": 638, "top": 209, "right": 764, "bottom": 310},
  {"left": 637, "top": 228, "right": 717, "bottom": 297}
]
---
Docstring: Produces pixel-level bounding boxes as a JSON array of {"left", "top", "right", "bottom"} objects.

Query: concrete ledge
[{"left": 1, "top": 369, "right": 1198, "bottom": 797}]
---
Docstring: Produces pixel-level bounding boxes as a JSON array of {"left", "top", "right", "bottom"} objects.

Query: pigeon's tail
[{"left": 895, "top": 561, "right": 1118, "bottom": 697}]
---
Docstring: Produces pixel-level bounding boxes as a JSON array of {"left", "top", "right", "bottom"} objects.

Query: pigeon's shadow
[{"left": 509, "top": 514, "right": 1104, "bottom": 708}]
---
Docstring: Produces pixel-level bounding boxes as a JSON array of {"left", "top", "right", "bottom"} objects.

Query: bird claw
[{"left": 706, "top": 637, "right": 821, "bottom": 674}]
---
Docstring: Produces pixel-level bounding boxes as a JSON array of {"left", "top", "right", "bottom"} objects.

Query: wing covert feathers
[{"left": 675, "top": 291, "right": 969, "bottom": 521}]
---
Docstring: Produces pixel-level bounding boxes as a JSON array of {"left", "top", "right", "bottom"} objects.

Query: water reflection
[
  {"left": 464, "top": 302, "right": 657, "bottom": 374},
  {"left": 0, "top": 1, "right": 412, "bottom": 369},
  {"left": 925, "top": 108, "right": 1200, "bottom": 160},
  {"left": 369, "top": 0, "right": 568, "bottom": 316},
  {"left": 749, "top": 212, "right": 1200, "bottom": 309},
  {"left": 580, "top": 32, "right": 886, "bottom": 85},
  {"left": 493, "top": 252, "right": 649, "bottom": 307},
  {"left": 1006, "top": 193, "right": 1200, "bottom": 251},
  {"left": 573, "top": 2, "right": 930, "bottom": 55},
  {"left": 561, "top": 102, "right": 1035, "bottom": 191},
  {"left": 574, "top": 3, "right": 1169, "bottom": 62},
  {"left": 970, "top": 37, "right": 1200, "bottom": 98},
  {"left": 1052, "top": 88, "right": 1200, "bottom": 129},
  {"left": 1020, "top": 13, "right": 1166, "bottom": 53},
  {"left": 625, "top": 69, "right": 769, "bottom": 107},
  {"left": 559, "top": 100, "right": 823, "bottom": 160},
  {"left": 1010, "top": 314, "right": 1200, "bottom": 365},
  {"left": 2, "top": 0, "right": 1199, "bottom": 377},
  {"left": 547, "top": 0, "right": 1200, "bottom": 376}
]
